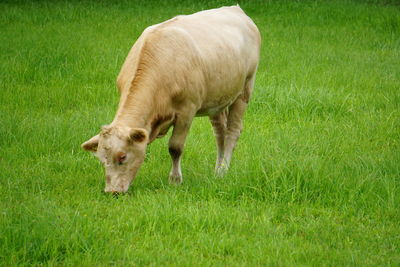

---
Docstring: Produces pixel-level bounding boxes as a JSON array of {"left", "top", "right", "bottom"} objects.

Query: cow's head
[{"left": 81, "top": 125, "right": 148, "bottom": 193}]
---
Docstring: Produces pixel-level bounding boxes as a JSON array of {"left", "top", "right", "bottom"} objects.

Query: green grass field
[{"left": 1, "top": 0, "right": 399, "bottom": 265}]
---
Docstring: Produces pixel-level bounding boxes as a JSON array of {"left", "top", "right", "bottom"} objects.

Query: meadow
[{"left": 0, "top": 0, "right": 399, "bottom": 265}]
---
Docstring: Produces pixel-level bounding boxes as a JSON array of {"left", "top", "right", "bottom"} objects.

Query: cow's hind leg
[
  {"left": 223, "top": 74, "right": 255, "bottom": 172},
  {"left": 168, "top": 114, "right": 194, "bottom": 184},
  {"left": 209, "top": 109, "right": 228, "bottom": 176}
]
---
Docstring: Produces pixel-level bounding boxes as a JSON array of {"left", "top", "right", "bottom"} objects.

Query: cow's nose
[
  {"left": 104, "top": 189, "right": 122, "bottom": 196},
  {"left": 111, "top": 191, "right": 120, "bottom": 197},
  {"left": 104, "top": 191, "right": 121, "bottom": 198}
]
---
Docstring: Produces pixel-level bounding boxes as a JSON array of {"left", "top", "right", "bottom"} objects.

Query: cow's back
[
  {"left": 117, "top": 6, "right": 260, "bottom": 115},
  {"left": 169, "top": 6, "right": 261, "bottom": 111}
]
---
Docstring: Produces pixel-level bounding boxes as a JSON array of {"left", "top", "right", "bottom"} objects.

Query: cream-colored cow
[{"left": 82, "top": 5, "right": 261, "bottom": 193}]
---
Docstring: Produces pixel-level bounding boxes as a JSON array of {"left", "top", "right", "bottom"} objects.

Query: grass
[{"left": 0, "top": 0, "right": 399, "bottom": 265}]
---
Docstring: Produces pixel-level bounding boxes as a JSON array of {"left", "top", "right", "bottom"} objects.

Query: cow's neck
[
  {"left": 111, "top": 86, "right": 173, "bottom": 143},
  {"left": 112, "top": 89, "right": 154, "bottom": 130}
]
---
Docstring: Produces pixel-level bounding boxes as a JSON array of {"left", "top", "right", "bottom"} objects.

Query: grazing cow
[{"left": 81, "top": 5, "right": 261, "bottom": 193}]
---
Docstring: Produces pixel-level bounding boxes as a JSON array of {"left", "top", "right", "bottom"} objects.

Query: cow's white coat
[{"left": 82, "top": 6, "right": 261, "bottom": 193}]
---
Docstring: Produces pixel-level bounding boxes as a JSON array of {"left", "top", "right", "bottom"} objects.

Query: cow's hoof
[
  {"left": 169, "top": 174, "right": 183, "bottom": 184},
  {"left": 215, "top": 165, "right": 228, "bottom": 177},
  {"left": 215, "top": 170, "right": 226, "bottom": 178}
]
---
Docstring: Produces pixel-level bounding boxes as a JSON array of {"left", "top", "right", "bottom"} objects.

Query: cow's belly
[
  {"left": 195, "top": 82, "right": 244, "bottom": 116},
  {"left": 196, "top": 103, "right": 230, "bottom": 117},
  {"left": 193, "top": 52, "right": 251, "bottom": 116}
]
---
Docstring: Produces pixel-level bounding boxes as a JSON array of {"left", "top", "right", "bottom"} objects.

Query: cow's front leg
[{"left": 168, "top": 115, "right": 194, "bottom": 184}]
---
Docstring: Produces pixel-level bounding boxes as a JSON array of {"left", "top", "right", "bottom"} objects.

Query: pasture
[{"left": 0, "top": 0, "right": 399, "bottom": 265}]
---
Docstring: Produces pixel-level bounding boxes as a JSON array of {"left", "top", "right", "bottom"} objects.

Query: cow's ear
[
  {"left": 81, "top": 135, "right": 99, "bottom": 152},
  {"left": 128, "top": 128, "right": 148, "bottom": 143}
]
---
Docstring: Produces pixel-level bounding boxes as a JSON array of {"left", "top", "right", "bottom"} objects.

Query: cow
[{"left": 81, "top": 5, "right": 261, "bottom": 193}]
